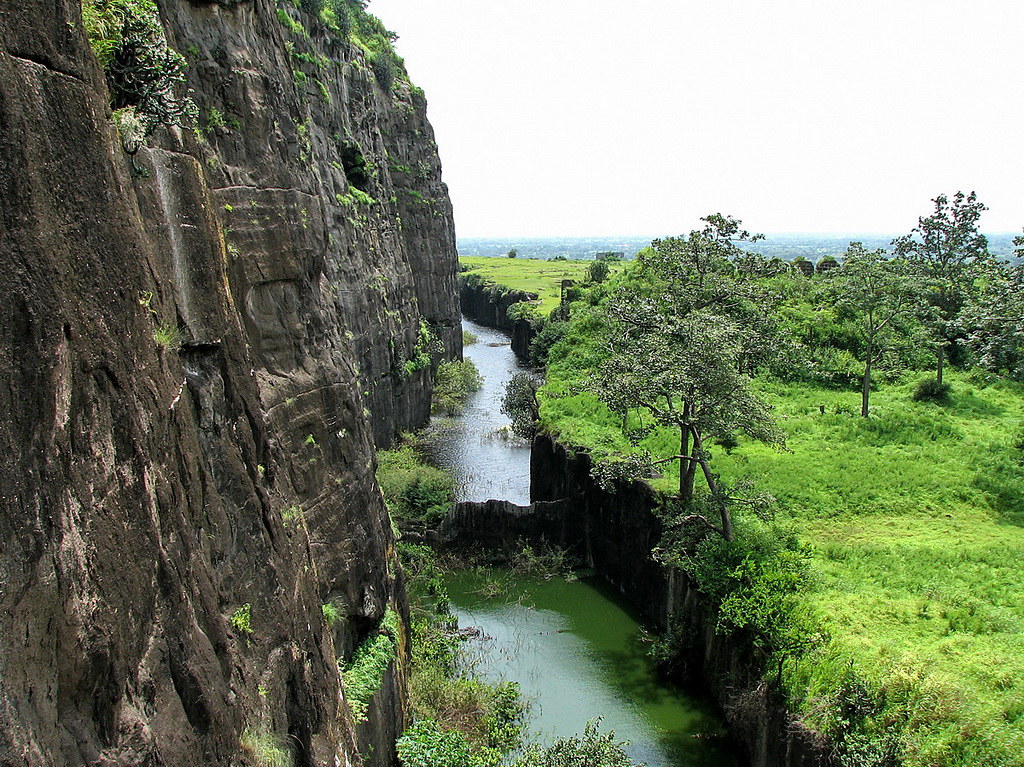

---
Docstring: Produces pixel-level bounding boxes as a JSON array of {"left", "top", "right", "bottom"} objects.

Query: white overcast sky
[{"left": 369, "top": 0, "right": 1024, "bottom": 238}]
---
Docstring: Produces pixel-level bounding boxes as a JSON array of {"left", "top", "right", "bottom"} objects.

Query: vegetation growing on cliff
[
  {"left": 432, "top": 360, "right": 483, "bottom": 415},
  {"left": 377, "top": 437, "right": 454, "bottom": 531},
  {"left": 82, "top": 0, "right": 194, "bottom": 152},
  {"left": 342, "top": 609, "right": 400, "bottom": 722},
  {"left": 495, "top": 202, "right": 1024, "bottom": 766}
]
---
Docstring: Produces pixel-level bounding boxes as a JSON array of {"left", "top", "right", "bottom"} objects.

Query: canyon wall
[
  {"left": 0, "top": 0, "right": 457, "bottom": 764},
  {"left": 459, "top": 276, "right": 537, "bottom": 360}
]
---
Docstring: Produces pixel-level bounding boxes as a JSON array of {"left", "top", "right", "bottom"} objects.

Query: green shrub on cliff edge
[
  {"left": 432, "top": 359, "right": 483, "bottom": 415},
  {"left": 82, "top": 0, "right": 194, "bottom": 153},
  {"left": 341, "top": 608, "right": 399, "bottom": 723},
  {"left": 376, "top": 438, "right": 455, "bottom": 529}
]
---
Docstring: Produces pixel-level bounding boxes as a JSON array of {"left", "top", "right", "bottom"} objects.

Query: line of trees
[{"left": 576, "top": 193, "right": 1024, "bottom": 542}]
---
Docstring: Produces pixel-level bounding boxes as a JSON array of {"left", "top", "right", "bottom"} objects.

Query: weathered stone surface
[{"left": 0, "top": 0, "right": 457, "bottom": 764}]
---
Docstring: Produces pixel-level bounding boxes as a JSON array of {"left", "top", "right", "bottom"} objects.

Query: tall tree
[
  {"left": 587, "top": 215, "right": 783, "bottom": 541},
  {"left": 960, "top": 262, "right": 1024, "bottom": 381},
  {"left": 831, "top": 244, "right": 920, "bottom": 416},
  {"left": 892, "top": 192, "right": 991, "bottom": 384}
]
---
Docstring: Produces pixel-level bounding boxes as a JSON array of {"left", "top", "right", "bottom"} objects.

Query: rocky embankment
[
  {"left": 459, "top": 275, "right": 538, "bottom": 360},
  {"left": 0, "top": 1, "right": 457, "bottom": 764}
]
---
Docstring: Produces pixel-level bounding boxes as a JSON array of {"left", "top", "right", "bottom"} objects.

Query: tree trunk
[
  {"left": 936, "top": 344, "right": 945, "bottom": 386},
  {"left": 679, "top": 424, "right": 695, "bottom": 502},
  {"left": 691, "top": 430, "right": 733, "bottom": 541},
  {"left": 861, "top": 340, "right": 873, "bottom": 418}
]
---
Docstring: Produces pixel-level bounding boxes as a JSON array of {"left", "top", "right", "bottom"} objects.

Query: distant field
[{"left": 459, "top": 256, "right": 625, "bottom": 315}]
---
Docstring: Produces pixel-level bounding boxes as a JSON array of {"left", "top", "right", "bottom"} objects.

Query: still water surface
[
  {"left": 427, "top": 315, "right": 742, "bottom": 766},
  {"left": 424, "top": 318, "right": 533, "bottom": 505},
  {"left": 447, "top": 571, "right": 741, "bottom": 766}
]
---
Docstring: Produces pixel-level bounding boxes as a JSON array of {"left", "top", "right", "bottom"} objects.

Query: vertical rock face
[{"left": 0, "top": 0, "right": 457, "bottom": 765}]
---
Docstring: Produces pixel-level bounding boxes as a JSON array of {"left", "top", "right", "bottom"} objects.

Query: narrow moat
[{"left": 425, "top": 316, "right": 743, "bottom": 766}]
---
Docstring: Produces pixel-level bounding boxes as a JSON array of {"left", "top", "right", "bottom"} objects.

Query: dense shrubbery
[
  {"left": 501, "top": 373, "right": 539, "bottom": 439},
  {"left": 912, "top": 377, "right": 952, "bottom": 403},
  {"left": 432, "top": 359, "right": 483, "bottom": 415},
  {"left": 376, "top": 439, "right": 454, "bottom": 530},
  {"left": 341, "top": 609, "right": 399, "bottom": 722},
  {"left": 82, "top": 0, "right": 194, "bottom": 152}
]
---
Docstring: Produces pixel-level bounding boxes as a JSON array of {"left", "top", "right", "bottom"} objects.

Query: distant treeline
[{"left": 458, "top": 233, "right": 1022, "bottom": 263}]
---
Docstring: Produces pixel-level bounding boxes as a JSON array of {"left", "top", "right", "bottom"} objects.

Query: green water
[{"left": 446, "top": 569, "right": 743, "bottom": 767}]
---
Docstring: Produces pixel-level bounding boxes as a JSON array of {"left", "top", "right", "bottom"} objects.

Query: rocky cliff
[
  {"left": 459, "top": 276, "right": 537, "bottom": 360},
  {"left": 0, "top": 0, "right": 457, "bottom": 764}
]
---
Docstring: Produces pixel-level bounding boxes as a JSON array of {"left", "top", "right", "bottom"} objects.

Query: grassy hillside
[{"left": 470, "top": 257, "right": 1024, "bottom": 765}]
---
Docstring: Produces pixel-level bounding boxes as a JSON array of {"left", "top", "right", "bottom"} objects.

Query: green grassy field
[
  {"left": 542, "top": 353, "right": 1024, "bottom": 765},
  {"left": 459, "top": 256, "right": 625, "bottom": 315},
  {"left": 471, "top": 263, "right": 1024, "bottom": 765}
]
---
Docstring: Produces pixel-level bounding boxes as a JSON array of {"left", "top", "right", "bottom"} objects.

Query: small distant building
[{"left": 595, "top": 251, "right": 624, "bottom": 262}]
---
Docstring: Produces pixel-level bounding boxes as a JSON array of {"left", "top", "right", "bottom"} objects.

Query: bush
[
  {"left": 514, "top": 719, "right": 639, "bottom": 767},
  {"left": 376, "top": 443, "right": 454, "bottom": 528},
  {"left": 912, "top": 377, "right": 951, "bottom": 403},
  {"left": 501, "top": 373, "right": 539, "bottom": 439},
  {"left": 240, "top": 728, "right": 293, "bottom": 767},
  {"left": 82, "top": 0, "right": 194, "bottom": 152},
  {"left": 586, "top": 260, "right": 610, "bottom": 284},
  {"left": 529, "top": 319, "right": 568, "bottom": 366},
  {"left": 342, "top": 610, "right": 399, "bottom": 722},
  {"left": 432, "top": 359, "right": 483, "bottom": 415},
  {"left": 397, "top": 720, "right": 488, "bottom": 767}
]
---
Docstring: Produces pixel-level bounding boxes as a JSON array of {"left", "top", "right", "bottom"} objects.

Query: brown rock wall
[{"left": 0, "top": 0, "right": 457, "bottom": 764}]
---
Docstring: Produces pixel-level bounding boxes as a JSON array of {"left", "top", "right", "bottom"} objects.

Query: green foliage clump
[
  {"left": 586, "top": 260, "right": 610, "bottom": 284},
  {"left": 912, "top": 377, "right": 952, "bottom": 403},
  {"left": 322, "top": 601, "right": 342, "bottom": 628},
  {"left": 376, "top": 440, "right": 454, "bottom": 529},
  {"left": 322, "top": 0, "right": 407, "bottom": 90},
  {"left": 229, "top": 603, "right": 253, "bottom": 636},
  {"left": 404, "top": 321, "right": 441, "bottom": 376},
  {"left": 397, "top": 720, "right": 482, "bottom": 767},
  {"left": 506, "top": 301, "right": 543, "bottom": 329},
  {"left": 240, "top": 728, "right": 293, "bottom": 767},
  {"left": 432, "top": 359, "right": 483, "bottom": 415},
  {"left": 153, "top": 321, "right": 183, "bottom": 351},
  {"left": 341, "top": 609, "right": 399, "bottom": 722},
  {"left": 501, "top": 373, "right": 539, "bottom": 439},
  {"left": 515, "top": 719, "right": 640, "bottom": 767},
  {"left": 462, "top": 329, "right": 478, "bottom": 347},
  {"left": 276, "top": 6, "right": 307, "bottom": 36},
  {"left": 82, "top": 0, "right": 194, "bottom": 152},
  {"left": 350, "top": 187, "right": 376, "bottom": 205}
]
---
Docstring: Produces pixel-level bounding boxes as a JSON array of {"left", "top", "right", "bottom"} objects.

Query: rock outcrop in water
[{"left": 0, "top": 1, "right": 457, "bottom": 764}]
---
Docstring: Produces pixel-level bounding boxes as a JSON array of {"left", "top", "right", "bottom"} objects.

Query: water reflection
[
  {"left": 447, "top": 571, "right": 742, "bottom": 767},
  {"left": 423, "top": 317, "right": 533, "bottom": 505}
]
